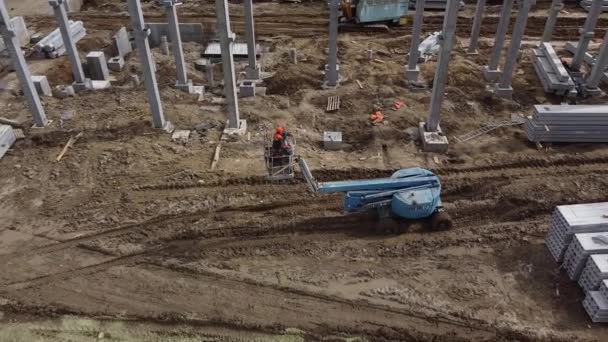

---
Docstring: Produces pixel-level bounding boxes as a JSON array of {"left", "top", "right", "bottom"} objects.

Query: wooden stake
[
  {"left": 356, "top": 80, "right": 363, "bottom": 89},
  {"left": 56, "top": 132, "right": 83, "bottom": 162}
]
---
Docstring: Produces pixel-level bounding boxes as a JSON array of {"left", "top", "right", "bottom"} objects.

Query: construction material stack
[
  {"left": 524, "top": 105, "right": 608, "bottom": 143},
  {"left": 532, "top": 43, "right": 576, "bottom": 96},
  {"left": 33, "top": 20, "right": 86, "bottom": 59},
  {"left": 545, "top": 202, "right": 608, "bottom": 323}
]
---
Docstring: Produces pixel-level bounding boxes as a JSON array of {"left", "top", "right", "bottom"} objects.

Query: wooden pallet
[{"left": 326, "top": 96, "right": 340, "bottom": 112}]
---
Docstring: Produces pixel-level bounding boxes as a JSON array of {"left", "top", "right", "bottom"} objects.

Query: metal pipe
[
  {"left": 49, "top": 0, "right": 87, "bottom": 86},
  {"left": 541, "top": 0, "right": 563, "bottom": 43},
  {"left": 571, "top": 0, "right": 603, "bottom": 71},
  {"left": 406, "top": 0, "right": 425, "bottom": 79},
  {"left": 487, "top": 0, "right": 514, "bottom": 71},
  {"left": 326, "top": 0, "right": 339, "bottom": 87},
  {"left": 163, "top": 0, "right": 189, "bottom": 88},
  {"left": 498, "top": 0, "right": 534, "bottom": 89},
  {"left": 586, "top": 30, "right": 608, "bottom": 88},
  {"left": 215, "top": 0, "right": 240, "bottom": 128},
  {"left": 467, "top": 0, "right": 486, "bottom": 54}
]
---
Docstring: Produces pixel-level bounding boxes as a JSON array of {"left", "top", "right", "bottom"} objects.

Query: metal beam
[
  {"left": 48, "top": 0, "right": 88, "bottom": 89},
  {"left": 467, "top": 0, "right": 486, "bottom": 54},
  {"left": 405, "top": 0, "right": 425, "bottom": 81},
  {"left": 162, "top": 0, "right": 191, "bottom": 90},
  {"left": 0, "top": 0, "right": 48, "bottom": 127},
  {"left": 495, "top": 0, "right": 534, "bottom": 98},
  {"left": 127, "top": 0, "right": 171, "bottom": 130},
  {"left": 243, "top": 0, "right": 260, "bottom": 80},
  {"left": 426, "top": 0, "right": 459, "bottom": 132},
  {"left": 483, "top": 0, "right": 513, "bottom": 81},
  {"left": 571, "top": 0, "right": 603, "bottom": 71},
  {"left": 541, "top": 0, "right": 563, "bottom": 43},
  {"left": 325, "top": 0, "right": 339, "bottom": 87},
  {"left": 215, "top": 0, "right": 240, "bottom": 128}
]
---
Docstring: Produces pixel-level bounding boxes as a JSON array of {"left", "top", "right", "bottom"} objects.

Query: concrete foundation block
[
  {"left": 91, "top": 80, "right": 111, "bottom": 90},
  {"left": 583, "top": 86, "right": 604, "bottom": 97},
  {"left": 239, "top": 80, "right": 256, "bottom": 97},
  {"left": 112, "top": 27, "right": 132, "bottom": 58},
  {"left": 323, "top": 131, "right": 342, "bottom": 150},
  {"left": 493, "top": 84, "right": 513, "bottom": 99},
  {"left": 482, "top": 66, "right": 501, "bottom": 82},
  {"left": 289, "top": 48, "right": 297, "bottom": 64},
  {"left": 86, "top": 51, "right": 110, "bottom": 81},
  {"left": 419, "top": 122, "right": 449, "bottom": 153},
  {"left": 0, "top": 125, "right": 16, "bottom": 160},
  {"left": 107, "top": 56, "right": 125, "bottom": 72},
  {"left": 405, "top": 65, "right": 420, "bottom": 82},
  {"left": 175, "top": 79, "right": 194, "bottom": 93},
  {"left": 31, "top": 75, "right": 52, "bottom": 97},
  {"left": 223, "top": 119, "right": 247, "bottom": 136},
  {"left": 72, "top": 79, "right": 92, "bottom": 92},
  {"left": 255, "top": 86, "right": 267, "bottom": 96}
]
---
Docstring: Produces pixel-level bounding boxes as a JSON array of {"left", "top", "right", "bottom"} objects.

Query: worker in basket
[{"left": 271, "top": 127, "right": 293, "bottom": 166}]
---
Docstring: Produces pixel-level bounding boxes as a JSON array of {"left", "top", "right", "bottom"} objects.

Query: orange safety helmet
[
  {"left": 274, "top": 133, "right": 283, "bottom": 140},
  {"left": 275, "top": 127, "right": 284, "bottom": 135}
]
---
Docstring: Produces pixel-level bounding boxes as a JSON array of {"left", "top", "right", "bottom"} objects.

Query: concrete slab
[
  {"left": 323, "top": 131, "right": 342, "bottom": 150},
  {"left": 111, "top": 27, "right": 132, "bottom": 58},
  {"left": 31, "top": 75, "right": 52, "bottom": 97},
  {"left": 239, "top": 80, "right": 256, "bottom": 97},
  {"left": 223, "top": 119, "right": 247, "bottom": 136},
  {"left": 0, "top": 125, "right": 16, "bottom": 160},
  {"left": 482, "top": 66, "right": 501, "bottom": 82},
  {"left": 86, "top": 51, "right": 110, "bottom": 81},
  {"left": 146, "top": 22, "right": 204, "bottom": 47},
  {"left": 107, "top": 56, "right": 125, "bottom": 72}
]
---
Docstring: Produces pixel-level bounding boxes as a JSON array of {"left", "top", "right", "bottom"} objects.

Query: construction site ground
[{"left": 1, "top": 0, "right": 608, "bottom": 340}]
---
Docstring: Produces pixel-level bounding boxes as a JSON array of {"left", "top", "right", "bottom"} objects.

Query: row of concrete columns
[{"left": 0, "top": 0, "right": 49, "bottom": 127}]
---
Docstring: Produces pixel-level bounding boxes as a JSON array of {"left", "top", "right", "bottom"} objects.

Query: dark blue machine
[{"left": 299, "top": 159, "right": 452, "bottom": 231}]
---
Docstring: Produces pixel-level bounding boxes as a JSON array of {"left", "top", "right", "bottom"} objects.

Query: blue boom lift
[{"left": 298, "top": 159, "right": 452, "bottom": 231}]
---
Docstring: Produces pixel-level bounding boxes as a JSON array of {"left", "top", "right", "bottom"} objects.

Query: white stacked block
[
  {"left": 579, "top": 254, "right": 608, "bottom": 292},
  {"left": 545, "top": 203, "right": 608, "bottom": 262},
  {"left": 0, "top": 125, "right": 16, "bottom": 160},
  {"left": 583, "top": 290, "right": 608, "bottom": 323},
  {"left": 562, "top": 233, "right": 608, "bottom": 281}
]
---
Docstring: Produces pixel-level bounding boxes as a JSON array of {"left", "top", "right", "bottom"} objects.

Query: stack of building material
[
  {"left": 0, "top": 125, "right": 16, "bottom": 160},
  {"left": 583, "top": 280, "right": 608, "bottom": 323},
  {"left": 409, "top": 0, "right": 463, "bottom": 9},
  {"left": 524, "top": 104, "right": 608, "bottom": 143},
  {"left": 579, "top": 254, "right": 608, "bottom": 292},
  {"left": 562, "top": 232, "right": 608, "bottom": 280},
  {"left": 546, "top": 202, "right": 608, "bottom": 323},
  {"left": 580, "top": 0, "right": 608, "bottom": 12},
  {"left": 532, "top": 43, "right": 576, "bottom": 96},
  {"left": 33, "top": 21, "right": 86, "bottom": 59}
]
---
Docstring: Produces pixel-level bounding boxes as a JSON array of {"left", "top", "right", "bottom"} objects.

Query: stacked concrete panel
[
  {"left": 532, "top": 43, "right": 576, "bottom": 96},
  {"left": 583, "top": 285, "right": 608, "bottom": 323},
  {"left": 0, "top": 125, "right": 16, "bottom": 160},
  {"left": 579, "top": 254, "right": 608, "bottom": 292},
  {"left": 33, "top": 20, "right": 86, "bottom": 59},
  {"left": 524, "top": 105, "right": 608, "bottom": 143},
  {"left": 0, "top": 16, "right": 29, "bottom": 55},
  {"left": 545, "top": 203, "right": 608, "bottom": 262},
  {"left": 562, "top": 232, "right": 608, "bottom": 280}
]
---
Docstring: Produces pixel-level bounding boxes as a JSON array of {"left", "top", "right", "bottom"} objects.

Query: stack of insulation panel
[
  {"left": 545, "top": 203, "right": 608, "bottom": 262},
  {"left": 33, "top": 21, "right": 86, "bottom": 59},
  {"left": 579, "top": 254, "right": 608, "bottom": 292},
  {"left": 532, "top": 42, "right": 576, "bottom": 96},
  {"left": 524, "top": 105, "right": 608, "bottom": 143},
  {"left": 562, "top": 232, "right": 608, "bottom": 280},
  {"left": 583, "top": 280, "right": 608, "bottom": 323}
]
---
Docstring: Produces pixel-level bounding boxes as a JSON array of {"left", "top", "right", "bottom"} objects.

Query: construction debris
[
  {"left": 456, "top": 117, "right": 524, "bottom": 143},
  {"left": 326, "top": 95, "right": 340, "bottom": 112},
  {"left": 33, "top": 21, "right": 86, "bottom": 59},
  {"left": 56, "top": 132, "right": 84, "bottom": 162},
  {"left": 0, "top": 125, "right": 16, "bottom": 160},
  {"left": 525, "top": 105, "right": 608, "bottom": 143}
]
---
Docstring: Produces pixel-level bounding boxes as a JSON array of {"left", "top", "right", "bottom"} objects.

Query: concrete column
[
  {"left": 244, "top": 0, "right": 260, "bottom": 80},
  {"left": 541, "top": 0, "right": 563, "bottom": 43},
  {"left": 405, "top": 0, "right": 425, "bottom": 82},
  {"left": 467, "top": 0, "right": 486, "bottom": 54},
  {"left": 162, "top": 0, "right": 192, "bottom": 92},
  {"left": 324, "top": 0, "right": 339, "bottom": 88},
  {"left": 571, "top": 0, "right": 603, "bottom": 72},
  {"left": 426, "top": 0, "right": 459, "bottom": 133},
  {"left": 128, "top": 0, "right": 172, "bottom": 131},
  {"left": 482, "top": 0, "right": 513, "bottom": 81},
  {"left": 0, "top": 0, "right": 48, "bottom": 127},
  {"left": 585, "top": 30, "right": 608, "bottom": 90},
  {"left": 215, "top": 0, "right": 241, "bottom": 130},
  {"left": 48, "top": 0, "right": 89, "bottom": 91},
  {"left": 495, "top": 0, "right": 535, "bottom": 99}
]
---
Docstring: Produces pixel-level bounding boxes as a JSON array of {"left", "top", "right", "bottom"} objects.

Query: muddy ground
[{"left": 1, "top": 1, "right": 608, "bottom": 341}]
